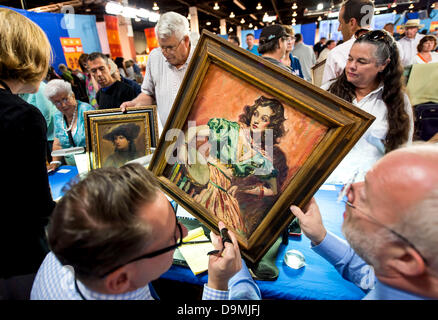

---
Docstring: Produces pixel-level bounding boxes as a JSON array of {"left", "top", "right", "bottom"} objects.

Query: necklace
[{"left": 63, "top": 106, "right": 77, "bottom": 132}]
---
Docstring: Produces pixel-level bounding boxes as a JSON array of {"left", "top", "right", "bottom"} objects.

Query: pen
[
  {"left": 207, "top": 228, "right": 232, "bottom": 256},
  {"left": 182, "top": 240, "right": 212, "bottom": 245}
]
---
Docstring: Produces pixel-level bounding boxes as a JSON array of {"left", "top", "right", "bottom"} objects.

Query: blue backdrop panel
[
  {"left": 64, "top": 14, "right": 102, "bottom": 54},
  {"left": 301, "top": 23, "right": 317, "bottom": 45},
  {"left": 1, "top": 5, "right": 101, "bottom": 74},
  {"left": 372, "top": 13, "right": 396, "bottom": 30},
  {"left": 292, "top": 24, "right": 301, "bottom": 35},
  {"left": 26, "top": 11, "right": 70, "bottom": 74}
]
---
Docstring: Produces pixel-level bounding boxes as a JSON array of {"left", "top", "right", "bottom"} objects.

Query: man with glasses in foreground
[
  {"left": 31, "top": 163, "right": 260, "bottom": 300},
  {"left": 120, "top": 12, "right": 193, "bottom": 130},
  {"left": 291, "top": 144, "right": 438, "bottom": 299}
]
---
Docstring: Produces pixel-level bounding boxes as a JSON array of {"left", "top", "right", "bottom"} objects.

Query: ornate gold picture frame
[
  {"left": 149, "top": 31, "right": 375, "bottom": 264},
  {"left": 84, "top": 106, "right": 158, "bottom": 170}
]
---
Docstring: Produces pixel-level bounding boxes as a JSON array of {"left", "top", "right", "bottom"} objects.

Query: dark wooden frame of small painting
[
  {"left": 84, "top": 106, "right": 159, "bottom": 170},
  {"left": 148, "top": 30, "right": 375, "bottom": 264}
]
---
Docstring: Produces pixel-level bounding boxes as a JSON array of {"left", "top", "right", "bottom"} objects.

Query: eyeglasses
[
  {"left": 161, "top": 38, "right": 184, "bottom": 53},
  {"left": 339, "top": 175, "right": 428, "bottom": 265},
  {"left": 99, "top": 200, "right": 184, "bottom": 278},
  {"left": 52, "top": 96, "right": 71, "bottom": 107}
]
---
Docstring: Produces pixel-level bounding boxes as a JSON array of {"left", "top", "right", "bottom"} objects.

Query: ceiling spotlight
[
  {"left": 317, "top": 3, "right": 323, "bottom": 11},
  {"left": 292, "top": 3, "right": 297, "bottom": 10},
  {"left": 249, "top": 23, "right": 253, "bottom": 28},
  {"left": 206, "top": 21, "right": 211, "bottom": 26},
  {"left": 135, "top": 17, "right": 141, "bottom": 22},
  {"left": 213, "top": 2, "right": 220, "bottom": 10},
  {"left": 431, "top": 3, "right": 435, "bottom": 8},
  {"left": 256, "top": 2, "right": 262, "bottom": 10},
  {"left": 317, "top": 16, "right": 322, "bottom": 21},
  {"left": 391, "top": 2, "right": 397, "bottom": 8},
  {"left": 229, "top": 12, "right": 235, "bottom": 18},
  {"left": 292, "top": 11, "right": 297, "bottom": 17},
  {"left": 292, "top": 18, "right": 296, "bottom": 23},
  {"left": 393, "top": 10, "right": 397, "bottom": 14},
  {"left": 240, "top": 18, "right": 245, "bottom": 24},
  {"left": 229, "top": 27, "right": 233, "bottom": 32},
  {"left": 254, "top": 26, "right": 258, "bottom": 30},
  {"left": 409, "top": 3, "right": 414, "bottom": 9},
  {"left": 152, "top": 2, "right": 159, "bottom": 11}
]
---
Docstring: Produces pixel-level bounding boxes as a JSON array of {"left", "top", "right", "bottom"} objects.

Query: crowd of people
[{"left": 0, "top": 0, "right": 438, "bottom": 301}]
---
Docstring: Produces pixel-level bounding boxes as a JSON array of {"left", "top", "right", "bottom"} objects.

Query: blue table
[
  {"left": 48, "top": 168, "right": 365, "bottom": 300},
  {"left": 161, "top": 184, "right": 366, "bottom": 300},
  {"left": 48, "top": 166, "right": 79, "bottom": 200}
]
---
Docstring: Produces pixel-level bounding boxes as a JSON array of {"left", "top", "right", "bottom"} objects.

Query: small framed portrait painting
[{"left": 84, "top": 106, "right": 159, "bottom": 170}]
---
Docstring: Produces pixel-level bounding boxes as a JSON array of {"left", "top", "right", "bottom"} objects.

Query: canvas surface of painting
[
  {"left": 163, "top": 64, "right": 328, "bottom": 240},
  {"left": 97, "top": 120, "right": 147, "bottom": 168}
]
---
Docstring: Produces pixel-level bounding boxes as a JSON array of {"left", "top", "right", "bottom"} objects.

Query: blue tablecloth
[
  {"left": 48, "top": 167, "right": 365, "bottom": 300},
  {"left": 161, "top": 184, "right": 366, "bottom": 300}
]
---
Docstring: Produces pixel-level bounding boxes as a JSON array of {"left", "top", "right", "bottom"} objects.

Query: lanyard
[
  {"left": 417, "top": 53, "right": 429, "bottom": 63},
  {"left": 74, "top": 277, "right": 88, "bottom": 300}
]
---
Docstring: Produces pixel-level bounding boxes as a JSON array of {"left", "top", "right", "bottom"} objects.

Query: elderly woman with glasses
[
  {"left": 322, "top": 29, "right": 414, "bottom": 184},
  {"left": 44, "top": 79, "right": 93, "bottom": 171}
]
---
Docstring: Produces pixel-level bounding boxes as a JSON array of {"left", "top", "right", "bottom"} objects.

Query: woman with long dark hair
[{"left": 323, "top": 30, "right": 414, "bottom": 183}]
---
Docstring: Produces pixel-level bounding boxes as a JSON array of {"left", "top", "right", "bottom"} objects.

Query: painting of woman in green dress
[{"left": 170, "top": 96, "right": 288, "bottom": 238}]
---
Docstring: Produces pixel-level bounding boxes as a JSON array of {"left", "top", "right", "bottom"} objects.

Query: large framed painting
[
  {"left": 149, "top": 31, "right": 375, "bottom": 264},
  {"left": 84, "top": 106, "right": 159, "bottom": 170},
  {"left": 311, "top": 59, "right": 326, "bottom": 87}
]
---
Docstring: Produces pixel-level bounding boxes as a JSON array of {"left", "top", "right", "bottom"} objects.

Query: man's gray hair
[
  {"left": 155, "top": 11, "right": 190, "bottom": 41},
  {"left": 398, "top": 187, "right": 438, "bottom": 274},
  {"left": 44, "top": 79, "right": 73, "bottom": 100}
]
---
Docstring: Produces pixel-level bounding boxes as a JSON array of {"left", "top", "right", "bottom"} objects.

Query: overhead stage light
[{"left": 152, "top": 2, "right": 159, "bottom": 11}]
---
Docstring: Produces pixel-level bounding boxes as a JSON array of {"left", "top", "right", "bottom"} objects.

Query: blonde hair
[
  {"left": 0, "top": 8, "right": 52, "bottom": 82},
  {"left": 283, "top": 25, "right": 295, "bottom": 37}
]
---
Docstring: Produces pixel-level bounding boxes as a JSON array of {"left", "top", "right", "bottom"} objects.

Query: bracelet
[{"left": 50, "top": 161, "right": 62, "bottom": 166}]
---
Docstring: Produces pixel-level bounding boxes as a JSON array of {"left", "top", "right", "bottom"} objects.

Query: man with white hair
[
  {"left": 120, "top": 12, "right": 194, "bottom": 129},
  {"left": 291, "top": 143, "right": 438, "bottom": 299}
]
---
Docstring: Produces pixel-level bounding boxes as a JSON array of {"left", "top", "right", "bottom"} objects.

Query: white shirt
[
  {"left": 413, "top": 52, "right": 438, "bottom": 64},
  {"left": 321, "top": 81, "right": 414, "bottom": 184},
  {"left": 398, "top": 33, "right": 425, "bottom": 67},
  {"left": 322, "top": 37, "right": 356, "bottom": 85},
  {"left": 141, "top": 45, "right": 195, "bottom": 128}
]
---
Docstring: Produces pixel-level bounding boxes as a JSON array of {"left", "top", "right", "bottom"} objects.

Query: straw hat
[{"left": 402, "top": 19, "right": 424, "bottom": 29}]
